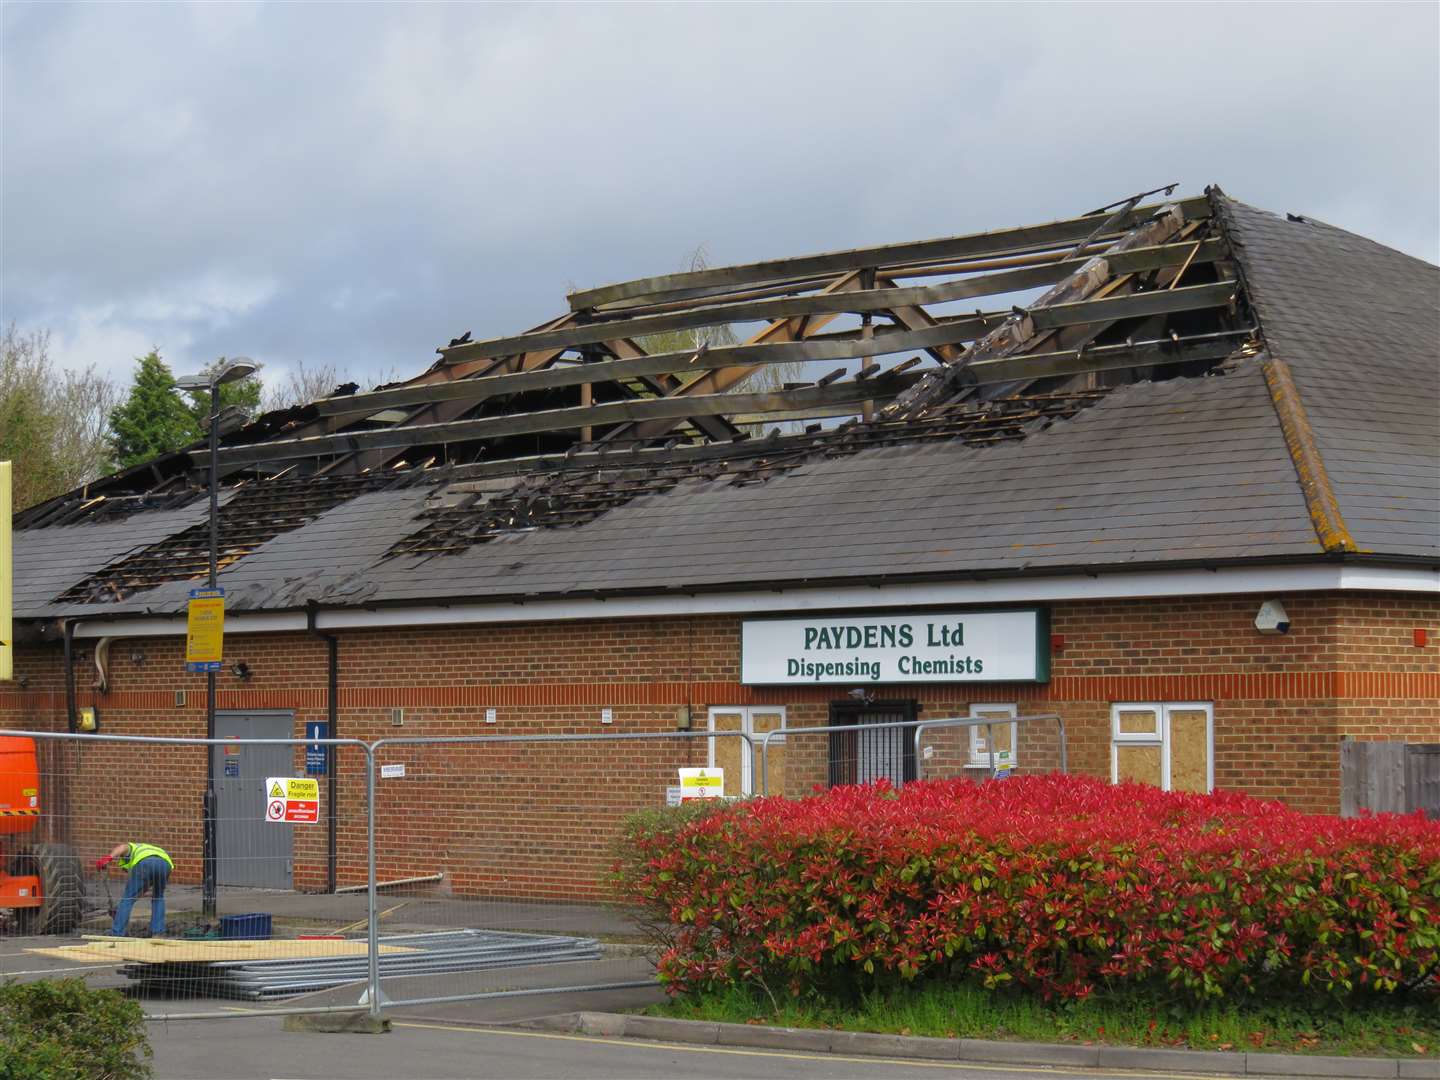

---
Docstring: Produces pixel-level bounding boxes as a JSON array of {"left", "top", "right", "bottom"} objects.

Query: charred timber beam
[
  {"left": 315, "top": 319, "right": 1006, "bottom": 419},
  {"left": 204, "top": 373, "right": 926, "bottom": 467},
  {"left": 1025, "top": 280, "right": 1234, "bottom": 330},
  {"left": 565, "top": 195, "right": 1210, "bottom": 310},
  {"left": 437, "top": 237, "right": 1222, "bottom": 364},
  {"left": 961, "top": 331, "right": 1250, "bottom": 385}
]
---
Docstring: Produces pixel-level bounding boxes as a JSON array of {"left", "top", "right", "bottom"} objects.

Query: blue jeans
[{"left": 112, "top": 856, "right": 169, "bottom": 936}]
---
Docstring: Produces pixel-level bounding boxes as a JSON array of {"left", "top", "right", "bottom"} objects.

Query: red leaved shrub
[{"left": 614, "top": 776, "right": 1440, "bottom": 1003}]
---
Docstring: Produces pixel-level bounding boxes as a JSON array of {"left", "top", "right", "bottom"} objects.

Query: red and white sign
[{"left": 264, "top": 777, "right": 319, "bottom": 825}]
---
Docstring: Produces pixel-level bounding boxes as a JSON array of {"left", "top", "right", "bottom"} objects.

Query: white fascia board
[
  {"left": 71, "top": 612, "right": 308, "bottom": 640},
  {"left": 68, "top": 563, "right": 1438, "bottom": 639}
]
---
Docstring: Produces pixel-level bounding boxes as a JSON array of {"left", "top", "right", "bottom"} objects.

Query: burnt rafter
[{"left": 27, "top": 188, "right": 1259, "bottom": 591}]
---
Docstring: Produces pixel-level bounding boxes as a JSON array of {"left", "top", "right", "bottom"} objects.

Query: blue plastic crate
[{"left": 219, "top": 913, "right": 272, "bottom": 940}]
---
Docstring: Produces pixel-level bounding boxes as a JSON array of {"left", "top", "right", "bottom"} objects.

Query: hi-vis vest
[{"left": 118, "top": 843, "right": 173, "bottom": 871}]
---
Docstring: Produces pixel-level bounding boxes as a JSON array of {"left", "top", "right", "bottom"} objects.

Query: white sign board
[
  {"left": 741, "top": 609, "right": 1048, "bottom": 685},
  {"left": 379, "top": 763, "right": 406, "bottom": 779},
  {"left": 678, "top": 768, "right": 724, "bottom": 801}
]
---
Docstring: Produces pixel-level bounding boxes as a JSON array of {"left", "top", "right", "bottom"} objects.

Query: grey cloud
[{"left": 2, "top": 1, "right": 1436, "bottom": 387}]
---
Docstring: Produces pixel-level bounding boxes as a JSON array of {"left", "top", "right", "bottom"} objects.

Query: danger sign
[
  {"left": 678, "top": 767, "right": 725, "bottom": 801},
  {"left": 264, "top": 776, "right": 319, "bottom": 824}
]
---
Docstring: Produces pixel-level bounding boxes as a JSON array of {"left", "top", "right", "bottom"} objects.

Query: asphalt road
[{"left": 146, "top": 1018, "right": 1201, "bottom": 1080}]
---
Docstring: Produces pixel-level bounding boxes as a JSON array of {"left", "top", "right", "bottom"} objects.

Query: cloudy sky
[{"left": 3, "top": 2, "right": 1436, "bottom": 392}]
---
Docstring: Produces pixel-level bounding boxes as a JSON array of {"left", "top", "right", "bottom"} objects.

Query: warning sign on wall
[
  {"left": 678, "top": 768, "right": 725, "bottom": 801},
  {"left": 264, "top": 776, "right": 319, "bottom": 824}
]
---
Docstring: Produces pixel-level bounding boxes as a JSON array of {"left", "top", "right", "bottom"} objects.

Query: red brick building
[{"left": 4, "top": 190, "right": 1437, "bottom": 898}]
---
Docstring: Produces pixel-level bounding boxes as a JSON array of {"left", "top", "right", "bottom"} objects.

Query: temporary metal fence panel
[
  {"left": 760, "top": 713, "right": 1067, "bottom": 794},
  {"left": 0, "top": 729, "right": 374, "bottom": 1020},
  {"left": 5, "top": 718, "right": 1065, "bottom": 1021},
  {"left": 359, "top": 730, "right": 755, "bottom": 1012}
]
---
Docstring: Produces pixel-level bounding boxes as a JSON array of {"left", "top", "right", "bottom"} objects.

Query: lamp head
[{"left": 216, "top": 358, "right": 256, "bottom": 384}]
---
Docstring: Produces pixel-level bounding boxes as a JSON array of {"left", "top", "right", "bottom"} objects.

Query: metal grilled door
[
  {"left": 827, "top": 701, "right": 918, "bottom": 788},
  {"left": 211, "top": 712, "right": 294, "bottom": 889}
]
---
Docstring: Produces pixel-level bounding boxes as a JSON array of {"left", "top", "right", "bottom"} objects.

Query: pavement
[{"left": 144, "top": 1014, "right": 1212, "bottom": 1080}]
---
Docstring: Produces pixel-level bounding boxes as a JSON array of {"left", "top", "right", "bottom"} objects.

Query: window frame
[
  {"left": 1109, "top": 702, "right": 1213, "bottom": 792},
  {"left": 965, "top": 702, "right": 1018, "bottom": 769},
  {"left": 707, "top": 706, "right": 787, "bottom": 796}
]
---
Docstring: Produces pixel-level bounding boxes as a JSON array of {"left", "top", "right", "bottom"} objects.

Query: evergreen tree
[{"left": 107, "top": 350, "right": 199, "bottom": 468}]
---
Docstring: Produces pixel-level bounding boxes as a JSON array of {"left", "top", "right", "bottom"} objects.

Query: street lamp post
[{"left": 176, "top": 358, "right": 255, "bottom": 921}]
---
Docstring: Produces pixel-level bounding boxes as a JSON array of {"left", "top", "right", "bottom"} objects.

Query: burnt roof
[{"left": 13, "top": 188, "right": 1438, "bottom": 622}]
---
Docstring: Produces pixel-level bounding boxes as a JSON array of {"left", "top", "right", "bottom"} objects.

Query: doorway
[
  {"left": 211, "top": 711, "right": 295, "bottom": 889},
  {"left": 827, "top": 700, "right": 919, "bottom": 788}
]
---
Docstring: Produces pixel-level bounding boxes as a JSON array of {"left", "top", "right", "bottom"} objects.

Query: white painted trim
[
  {"left": 67, "top": 562, "right": 1438, "bottom": 639},
  {"left": 72, "top": 613, "right": 307, "bottom": 639}
]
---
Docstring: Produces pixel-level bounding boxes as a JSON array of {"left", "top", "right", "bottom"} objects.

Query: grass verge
[{"left": 649, "top": 983, "right": 1439, "bottom": 1058}]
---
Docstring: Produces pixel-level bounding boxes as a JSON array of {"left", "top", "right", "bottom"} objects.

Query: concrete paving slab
[
  {"left": 626, "top": 1014, "right": 721, "bottom": 1044},
  {"left": 1399, "top": 1061, "right": 1440, "bottom": 1080},
  {"left": 1097, "top": 1045, "right": 1245, "bottom": 1072},
  {"left": 829, "top": 1030, "right": 961, "bottom": 1060},
  {"left": 1246, "top": 1052, "right": 1399, "bottom": 1077},
  {"left": 714, "top": 1021, "right": 833, "bottom": 1053},
  {"left": 957, "top": 1037, "right": 1100, "bottom": 1067}
]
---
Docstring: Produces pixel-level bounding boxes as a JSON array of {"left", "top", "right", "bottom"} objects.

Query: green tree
[
  {"left": 107, "top": 350, "right": 200, "bottom": 468},
  {"left": 0, "top": 325, "right": 118, "bottom": 509}
]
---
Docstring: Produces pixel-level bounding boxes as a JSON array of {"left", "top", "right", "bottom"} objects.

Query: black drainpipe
[
  {"left": 306, "top": 603, "right": 339, "bottom": 894},
  {"left": 62, "top": 620, "right": 78, "bottom": 733}
]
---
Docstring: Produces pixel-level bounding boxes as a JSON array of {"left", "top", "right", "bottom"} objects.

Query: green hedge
[{"left": 0, "top": 978, "right": 152, "bottom": 1080}]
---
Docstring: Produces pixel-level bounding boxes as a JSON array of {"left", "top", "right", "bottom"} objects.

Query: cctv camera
[{"left": 1255, "top": 599, "right": 1291, "bottom": 635}]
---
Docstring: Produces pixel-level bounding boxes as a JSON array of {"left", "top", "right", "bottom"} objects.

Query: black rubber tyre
[{"left": 10, "top": 843, "right": 85, "bottom": 935}]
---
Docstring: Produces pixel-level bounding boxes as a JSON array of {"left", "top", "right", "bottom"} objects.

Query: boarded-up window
[
  {"left": 708, "top": 707, "right": 786, "bottom": 796},
  {"left": 968, "top": 703, "right": 1018, "bottom": 769},
  {"left": 1110, "top": 703, "right": 1212, "bottom": 793},
  {"left": 1168, "top": 709, "right": 1210, "bottom": 793},
  {"left": 752, "top": 711, "right": 786, "bottom": 797},
  {"left": 710, "top": 711, "right": 746, "bottom": 797}
]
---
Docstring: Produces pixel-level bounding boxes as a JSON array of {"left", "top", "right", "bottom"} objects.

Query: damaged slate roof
[
  {"left": 12, "top": 188, "right": 1438, "bottom": 622},
  {"left": 1217, "top": 199, "right": 1440, "bottom": 557}
]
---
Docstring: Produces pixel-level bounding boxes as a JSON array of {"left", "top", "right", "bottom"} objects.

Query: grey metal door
[{"left": 212, "top": 712, "right": 294, "bottom": 889}]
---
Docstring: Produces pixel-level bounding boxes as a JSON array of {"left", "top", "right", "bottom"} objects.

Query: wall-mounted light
[
  {"left": 129, "top": 648, "right": 146, "bottom": 666},
  {"left": 675, "top": 705, "right": 692, "bottom": 731},
  {"left": 230, "top": 661, "right": 252, "bottom": 681}
]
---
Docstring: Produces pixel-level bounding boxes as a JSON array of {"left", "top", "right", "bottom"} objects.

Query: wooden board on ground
[{"left": 28, "top": 937, "right": 415, "bottom": 965}]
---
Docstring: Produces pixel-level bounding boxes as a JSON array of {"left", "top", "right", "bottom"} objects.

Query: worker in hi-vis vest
[{"left": 96, "top": 842, "right": 173, "bottom": 937}]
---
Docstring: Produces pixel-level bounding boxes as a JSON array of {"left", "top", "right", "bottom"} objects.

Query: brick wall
[{"left": 1, "top": 588, "right": 1434, "bottom": 900}]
